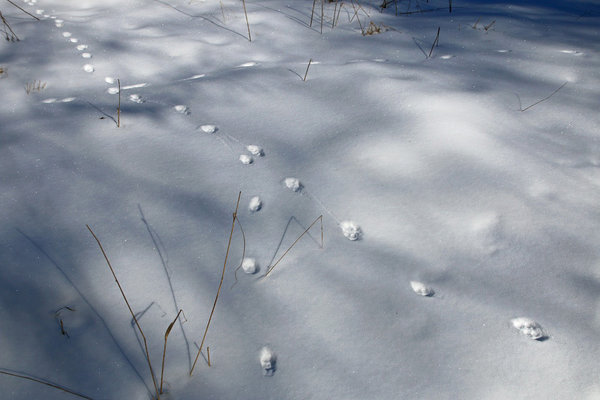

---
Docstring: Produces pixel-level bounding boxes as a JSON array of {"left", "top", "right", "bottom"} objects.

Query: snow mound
[
  {"left": 511, "top": 317, "right": 546, "bottom": 340},
  {"left": 259, "top": 347, "right": 276, "bottom": 376},
  {"left": 340, "top": 221, "right": 361, "bottom": 241},
  {"left": 247, "top": 145, "right": 264, "bottom": 156},
  {"left": 241, "top": 258, "right": 258, "bottom": 274},
  {"left": 410, "top": 281, "right": 435, "bottom": 297},
  {"left": 239, "top": 155, "right": 253, "bottom": 165},
  {"left": 249, "top": 196, "right": 262, "bottom": 212},
  {"left": 199, "top": 124, "right": 217, "bottom": 133},
  {"left": 284, "top": 177, "right": 302, "bottom": 192}
]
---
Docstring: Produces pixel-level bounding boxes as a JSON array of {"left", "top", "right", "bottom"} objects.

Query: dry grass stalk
[
  {"left": 0, "top": 370, "right": 94, "bottom": 399},
  {"left": 519, "top": 82, "right": 568, "bottom": 112},
  {"left": 160, "top": 309, "right": 186, "bottom": 394},
  {"left": 310, "top": 0, "right": 317, "bottom": 27},
  {"left": 86, "top": 225, "right": 161, "bottom": 400},
  {"left": 190, "top": 192, "right": 242, "bottom": 376},
  {"left": 242, "top": 0, "right": 251, "bottom": 41},
  {"left": 303, "top": 58, "right": 313, "bottom": 81},
  {"left": 207, "top": 347, "right": 211, "bottom": 367},
  {"left": 117, "top": 79, "right": 121, "bottom": 128},
  {"left": 7, "top": 0, "right": 40, "bottom": 20},
  {"left": 263, "top": 215, "right": 323, "bottom": 278},
  {"left": 0, "top": 11, "right": 19, "bottom": 42},
  {"left": 428, "top": 27, "right": 440, "bottom": 58}
]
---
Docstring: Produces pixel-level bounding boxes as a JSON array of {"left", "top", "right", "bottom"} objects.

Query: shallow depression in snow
[
  {"left": 410, "top": 281, "right": 435, "bottom": 297},
  {"left": 248, "top": 196, "right": 262, "bottom": 212}
]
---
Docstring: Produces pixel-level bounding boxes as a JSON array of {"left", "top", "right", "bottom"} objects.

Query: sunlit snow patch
[
  {"left": 81, "top": 53, "right": 92, "bottom": 58},
  {"left": 511, "top": 317, "right": 545, "bottom": 340},
  {"left": 239, "top": 154, "right": 253, "bottom": 164},
  {"left": 174, "top": 105, "right": 190, "bottom": 115},
  {"left": 247, "top": 145, "right": 264, "bottom": 156},
  {"left": 259, "top": 347, "right": 276, "bottom": 376},
  {"left": 340, "top": 221, "right": 361, "bottom": 241},
  {"left": 70, "top": 38, "right": 78, "bottom": 43},
  {"left": 83, "top": 64, "right": 94, "bottom": 73},
  {"left": 249, "top": 196, "right": 262, "bottom": 212},
  {"left": 410, "top": 281, "right": 434, "bottom": 297},
  {"left": 199, "top": 124, "right": 217, "bottom": 133},
  {"left": 284, "top": 177, "right": 302, "bottom": 192},
  {"left": 238, "top": 61, "right": 257, "bottom": 68},
  {"left": 241, "top": 258, "right": 258, "bottom": 274}
]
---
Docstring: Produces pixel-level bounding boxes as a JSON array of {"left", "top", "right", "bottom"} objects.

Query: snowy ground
[{"left": 1, "top": 0, "right": 599, "bottom": 399}]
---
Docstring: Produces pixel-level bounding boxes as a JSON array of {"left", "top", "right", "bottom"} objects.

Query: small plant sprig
[
  {"left": 303, "top": 58, "right": 313, "bottom": 81},
  {"left": 428, "top": 27, "right": 440, "bottom": 58},
  {"left": 0, "top": 370, "right": 93, "bottom": 399},
  {"left": 242, "top": 0, "right": 251, "bottom": 41},
  {"left": 25, "top": 80, "right": 47, "bottom": 94}
]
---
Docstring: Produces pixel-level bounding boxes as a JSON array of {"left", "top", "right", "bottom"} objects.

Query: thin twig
[
  {"left": 160, "top": 309, "right": 186, "bottom": 394},
  {"left": 320, "top": 0, "right": 324, "bottom": 34},
  {"left": 303, "top": 58, "right": 313, "bottom": 81},
  {"left": 190, "top": 192, "right": 242, "bottom": 376},
  {"left": 0, "top": 370, "right": 94, "bottom": 400},
  {"left": 86, "top": 225, "right": 160, "bottom": 400},
  {"left": 6, "top": 0, "right": 40, "bottom": 20},
  {"left": 242, "top": 0, "right": 251, "bottom": 41},
  {"left": 484, "top": 20, "right": 496, "bottom": 31},
  {"left": 520, "top": 82, "right": 568, "bottom": 112},
  {"left": 207, "top": 347, "right": 211, "bottom": 367},
  {"left": 263, "top": 215, "right": 323, "bottom": 278}
]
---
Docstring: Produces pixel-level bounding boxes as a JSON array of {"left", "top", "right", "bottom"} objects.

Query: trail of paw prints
[{"left": 282, "top": 177, "right": 362, "bottom": 241}]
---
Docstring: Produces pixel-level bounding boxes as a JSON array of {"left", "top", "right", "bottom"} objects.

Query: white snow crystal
[
  {"left": 241, "top": 258, "right": 258, "bottom": 274},
  {"left": 199, "top": 124, "right": 217, "bottom": 133},
  {"left": 511, "top": 317, "right": 545, "bottom": 340},
  {"left": 259, "top": 347, "right": 276, "bottom": 374},
  {"left": 284, "top": 177, "right": 302, "bottom": 192},
  {"left": 83, "top": 64, "right": 94, "bottom": 73},
  {"left": 340, "top": 221, "right": 361, "bottom": 241},
  {"left": 248, "top": 196, "right": 262, "bottom": 212},
  {"left": 247, "top": 145, "right": 264, "bottom": 156},
  {"left": 410, "top": 281, "right": 434, "bottom": 297},
  {"left": 239, "top": 154, "right": 253, "bottom": 165}
]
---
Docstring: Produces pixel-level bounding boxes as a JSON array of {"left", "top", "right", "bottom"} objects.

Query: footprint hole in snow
[
  {"left": 70, "top": 38, "right": 79, "bottom": 43},
  {"left": 248, "top": 196, "right": 262, "bottom": 212},
  {"left": 77, "top": 44, "right": 88, "bottom": 51},
  {"left": 511, "top": 317, "right": 546, "bottom": 340},
  {"left": 410, "top": 281, "right": 435, "bottom": 297},
  {"left": 239, "top": 154, "right": 253, "bottom": 165},
  {"left": 62, "top": 32, "right": 72, "bottom": 38},
  {"left": 199, "top": 124, "right": 217, "bottom": 134},
  {"left": 284, "top": 177, "right": 302, "bottom": 192},
  {"left": 81, "top": 53, "right": 92, "bottom": 59},
  {"left": 259, "top": 347, "right": 276, "bottom": 375},
  {"left": 107, "top": 87, "right": 119, "bottom": 94},
  {"left": 104, "top": 76, "right": 116, "bottom": 84},
  {"left": 241, "top": 258, "right": 258, "bottom": 274},
  {"left": 129, "top": 94, "right": 144, "bottom": 103},
  {"left": 174, "top": 105, "right": 190, "bottom": 115},
  {"left": 340, "top": 221, "right": 361, "bottom": 241},
  {"left": 247, "top": 145, "right": 264, "bottom": 157},
  {"left": 83, "top": 64, "right": 94, "bottom": 73}
]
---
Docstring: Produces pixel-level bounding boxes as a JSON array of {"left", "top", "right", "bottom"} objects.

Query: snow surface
[{"left": 1, "top": 0, "right": 600, "bottom": 399}]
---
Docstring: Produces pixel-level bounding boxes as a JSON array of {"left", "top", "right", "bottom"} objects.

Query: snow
[{"left": 1, "top": 0, "right": 599, "bottom": 399}]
